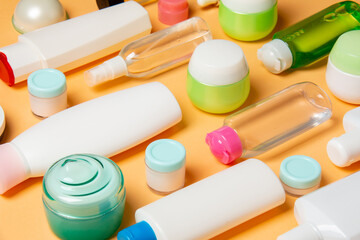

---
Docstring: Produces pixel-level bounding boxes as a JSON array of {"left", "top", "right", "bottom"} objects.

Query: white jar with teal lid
[
  {"left": 43, "top": 154, "right": 126, "bottom": 240},
  {"left": 326, "top": 30, "right": 360, "bottom": 104},
  {"left": 145, "top": 139, "right": 186, "bottom": 194},
  {"left": 28, "top": 68, "right": 67, "bottom": 118},
  {"left": 187, "top": 39, "right": 250, "bottom": 114},
  {"left": 219, "top": 0, "right": 277, "bottom": 41},
  {"left": 280, "top": 155, "right": 321, "bottom": 197}
]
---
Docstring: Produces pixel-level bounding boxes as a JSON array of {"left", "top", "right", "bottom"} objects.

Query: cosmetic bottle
[
  {"left": 277, "top": 171, "right": 360, "bottom": 240},
  {"left": 43, "top": 154, "right": 126, "bottom": 240},
  {"left": 117, "top": 159, "right": 285, "bottom": 240},
  {"left": 158, "top": 0, "right": 189, "bottom": 25},
  {"left": 0, "top": 82, "right": 182, "bottom": 194},
  {"left": 85, "top": 17, "right": 212, "bottom": 86},
  {"left": 0, "top": 1, "right": 152, "bottom": 86},
  {"left": 96, "top": 0, "right": 157, "bottom": 9},
  {"left": 206, "top": 82, "right": 332, "bottom": 164},
  {"left": 258, "top": 1, "right": 360, "bottom": 74}
]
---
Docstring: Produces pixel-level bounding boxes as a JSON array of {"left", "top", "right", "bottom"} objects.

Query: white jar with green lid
[
  {"left": 145, "top": 139, "right": 186, "bottom": 194},
  {"left": 28, "top": 68, "right": 67, "bottom": 117},
  {"left": 326, "top": 30, "right": 360, "bottom": 104}
]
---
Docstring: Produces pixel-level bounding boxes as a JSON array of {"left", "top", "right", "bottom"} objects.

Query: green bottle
[{"left": 258, "top": 1, "right": 360, "bottom": 74}]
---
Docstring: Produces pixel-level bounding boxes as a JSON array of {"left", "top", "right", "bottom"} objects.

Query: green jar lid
[
  {"left": 43, "top": 154, "right": 125, "bottom": 218},
  {"left": 28, "top": 68, "right": 66, "bottom": 98},
  {"left": 330, "top": 30, "right": 360, "bottom": 75},
  {"left": 145, "top": 139, "right": 186, "bottom": 172},
  {"left": 280, "top": 155, "right": 321, "bottom": 189}
]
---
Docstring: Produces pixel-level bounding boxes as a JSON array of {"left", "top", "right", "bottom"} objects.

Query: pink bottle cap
[
  {"left": 158, "top": 0, "right": 189, "bottom": 25},
  {"left": 205, "top": 126, "right": 243, "bottom": 164},
  {"left": 0, "top": 143, "right": 28, "bottom": 194}
]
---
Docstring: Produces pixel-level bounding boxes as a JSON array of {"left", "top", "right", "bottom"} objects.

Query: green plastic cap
[
  {"left": 28, "top": 68, "right": 66, "bottom": 98},
  {"left": 330, "top": 30, "right": 360, "bottom": 75},
  {"left": 280, "top": 155, "right": 321, "bottom": 189}
]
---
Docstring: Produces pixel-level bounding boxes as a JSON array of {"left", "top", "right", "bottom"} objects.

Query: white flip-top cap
[
  {"left": 257, "top": 39, "right": 293, "bottom": 74},
  {"left": 327, "top": 130, "right": 360, "bottom": 167},
  {"left": 222, "top": 0, "right": 277, "bottom": 13},
  {"left": 0, "top": 105, "right": 5, "bottom": 139},
  {"left": 277, "top": 223, "right": 321, "bottom": 240},
  {"left": 343, "top": 107, "right": 360, "bottom": 132}
]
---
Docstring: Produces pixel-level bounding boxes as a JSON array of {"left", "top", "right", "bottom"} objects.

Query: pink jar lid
[{"left": 158, "top": 0, "right": 189, "bottom": 25}]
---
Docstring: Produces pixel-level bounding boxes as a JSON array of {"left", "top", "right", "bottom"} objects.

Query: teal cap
[
  {"left": 28, "top": 68, "right": 66, "bottom": 98},
  {"left": 280, "top": 155, "right": 321, "bottom": 189},
  {"left": 43, "top": 154, "right": 125, "bottom": 217},
  {"left": 330, "top": 30, "right": 360, "bottom": 75},
  {"left": 145, "top": 139, "right": 186, "bottom": 172}
]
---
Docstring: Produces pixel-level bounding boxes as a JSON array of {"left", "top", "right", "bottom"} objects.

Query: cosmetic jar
[
  {"left": 280, "top": 155, "right": 321, "bottom": 196},
  {"left": 0, "top": 106, "right": 5, "bottom": 141},
  {"left": 28, "top": 68, "right": 67, "bottom": 118},
  {"left": 43, "top": 154, "right": 126, "bottom": 240},
  {"left": 187, "top": 39, "right": 250, "bottom": 114},
  {"left": 219, "top": 0, "right": 277, "bottom": 41},
  {"left": 158, "top": 0, "right": 189, "bottom": 25},
  {"left": 145, "top": 139, "right": 186, "bottom": 193}
]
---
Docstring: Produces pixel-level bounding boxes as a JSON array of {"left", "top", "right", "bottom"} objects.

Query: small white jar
[
  {"left": 145, "top": 139, "right": 186, "bottom": 194},
  {"left": 0, "top": 105, "right": 5, "bottom": 141},
  {"left": 28, "top": 68, "right": 67, "bottom": 118}
]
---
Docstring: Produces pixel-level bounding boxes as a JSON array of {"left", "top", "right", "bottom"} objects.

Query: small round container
[
  {"left": 28, "top": 68, "right": 67, "bottom": 118},
  {"left": 326, "top": 30, "right": 360, "bottom": 104},
  {"left": 187, "top": 39, "right": 250, "bottom": 114},
  {"left": 218, "top": 0, "right": 277, "bottom": 41},
  {"left": 43, "top": 154, "right": 126, "bottom": 240},
  {"left": 12, "top": 0, "right": 68, "bottom": 34},
  {"left": 145, "top": 139, "right": 186, "bottom": 194},
  {"left": 279, "top": 155, "right": 321, "bottom": 196},
  {"left": 158, "top": 0, "right": 189, "bottom": 25},
  {"left": 0, "top": 105, "right": 5, "bottom": 141}
]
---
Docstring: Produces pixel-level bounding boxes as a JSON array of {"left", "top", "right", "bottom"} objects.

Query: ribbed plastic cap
[
  {"left": 117, "top": 221, "right": 156, "bottom": 240},
  {"left": 277, "top": 224, "right": 321, "bottom": 240},
  {"left": 158, "top": 0, "right": 189, "bottom": 25},
  {"left": 0, "top": 52, "right": 15, "bottom": 86},
  {"left": 205, "top": 126, "right": 242, "bottom": 164},
  {"left": 327, "top": 131, "right": 360, "bottom": 167},
  {"left": 257, "top": 39, "right": 293, "bottom": 74},
  {"left": 28, "top": 69, "right": 66, "bottom": 98},
  {"left": 0, "top": 105, "right": 5, "bottom": 139},
  {"left": 0, "top": 143, "right": 28, "bottom": 194}
]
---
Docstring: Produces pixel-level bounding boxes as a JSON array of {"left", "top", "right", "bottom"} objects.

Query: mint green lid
[
  {"left": 330, "top": 30, "right": 360, "bottom": 75},
  {"left": 280, "top": 155, "right": 321, "bottom": 189},
  {"left": 43, "top": 154, "right": 125, "bottom": 218},
  {"left": 145, "top": 139, "right": 186, "bottom": 172},
  {"left": 28, "top": 68, "right": 66, "bottom": 98}
]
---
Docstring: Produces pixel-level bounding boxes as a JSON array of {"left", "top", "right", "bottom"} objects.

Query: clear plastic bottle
[
  {"left": 257, "top": 1, "right": 360, "bottom": 74},
  {"left": 85, "top": 17, "right": 212, "bottom": 86},
  {"left": 206, "top": 82, "right": 332, "bottom": 164}
]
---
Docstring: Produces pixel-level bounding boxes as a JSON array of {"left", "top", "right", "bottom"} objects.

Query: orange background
[{"left": 0, "top": 0, "right": 359, "bottom": 239}]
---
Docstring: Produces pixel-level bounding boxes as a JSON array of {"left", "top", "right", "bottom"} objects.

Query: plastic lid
[
  {"left": 0, "top": 143, "right": 28, "bottom": 194},
  {"left": 277, "top": 223, "right": 321, "bottom": 240},
  {"left": 43, "top": 154, "right": 125, "bottom": 217},
  {"left": 85, "top": 56, "right": 128, "bottom": 87},
  {"left": 188, "top": 39, "right": 249, "bottom": 86},
  {"left": 343, "top": 107, "right": 360, "bottom": 132},
  {"left": 28, "top": 69, "right": 66, "bottom": 98},
  {"left": 145, "top": 139, "right": 186, "bottom": 172},
  {"left": 197, "top": 0, "right": 218, "bottom": 7},
  {"left": 117, "top": 221, "right": 157, "bottom": 240},
  {"left": 280, "top": 155, "right": 321, "bottom": 190},
  {"left": 257, "top": 39, "right": 293, "bottom": 74},
  {"left": 12, "top": 0, "right": 68, "bottom": 34},
  {"left": 221, "top": 0, "right": 277, "bottom": 13},
  {"left": 329, "top": 30, "right": 360, "bottom": 75},
  {"left": 327, "top": 131, "right": 360, "bottom": 167},
  {"left": 0, "top": 52, "right": 15, "bottom": 86},
  {"left": 0, "top": 105, "right": 5, "bottom": 138},
  {"left": 158, "top": 0, "right": 189, "bottom": 25},
  {"left": 205, "top": 126, "right": 242, "bottom": 164}
]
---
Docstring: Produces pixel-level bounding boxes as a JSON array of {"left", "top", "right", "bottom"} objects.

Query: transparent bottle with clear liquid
[
  {"left": 206, "top": 82, "right": 332, "bottom": 164},
  {"left": 85, "top": 17, "right": 212, "bottom": 86}
]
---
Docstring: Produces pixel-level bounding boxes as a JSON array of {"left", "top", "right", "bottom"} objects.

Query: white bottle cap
[
  {"left": 343, "top": 107, "right": 360, "bottom": 132},
  {"left": 277, "top": 223, "right": 321, "bottom": 240},
  {"left": 84, "top": 56, "right": 128, "bottom": 87},
  {"left": 257, "top": 39, "right": 293, "bottom": 74},
  {"left": 327, "top": 130, "right": 360, "bottom": 167},
  {"left": 197, "top": 0, "right": 218, "bottom": 7}
]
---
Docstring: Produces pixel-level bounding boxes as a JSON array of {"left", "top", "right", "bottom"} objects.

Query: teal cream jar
[
  {"left": 187, "top": 39, "right": 250, "bottom": 114},
  {"left": 43, "top": 154, "right": 126, "bottom": 240},
  {"left": 219, "top": 0, "right": 277, "bottom": 41}
]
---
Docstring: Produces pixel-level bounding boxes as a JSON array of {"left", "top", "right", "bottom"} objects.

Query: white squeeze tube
[
  {"left": 277, "top": 171, "right": 360, "bottom": 240},
  {"left": 0, "top": 82, "right": 182, "bottom": 194},
  {"left": 0, "top": 1, "right": 152, "bottom": 86},
  {"left": 117, "top": 159, "right": 286, "bottom": 240}
]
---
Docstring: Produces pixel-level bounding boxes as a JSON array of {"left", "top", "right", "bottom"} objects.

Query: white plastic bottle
[
  {"left": 0, "top": 1, "right": 152, "bottom": 86},
  {"left": 277, "top": 171, "right": 360, "bottom": 240},
  {"left": 0, "top": 82, "right": 182, "bottom": 194},
  {"left": 117, "top": 159, "right": 286, "bottom": 240}
]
